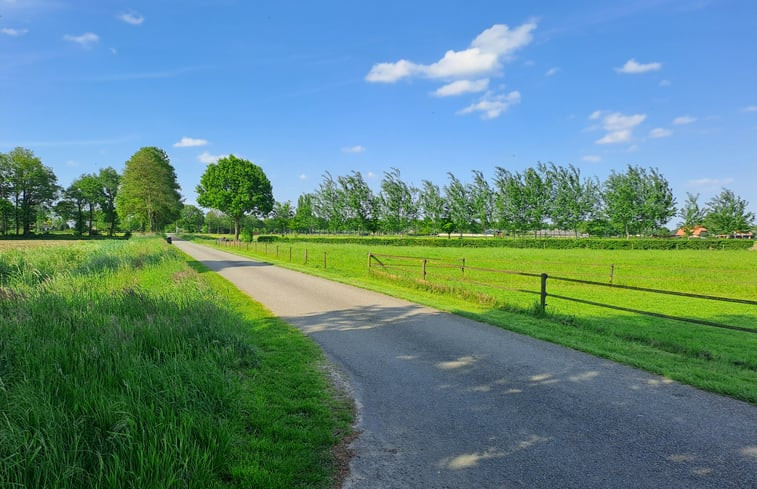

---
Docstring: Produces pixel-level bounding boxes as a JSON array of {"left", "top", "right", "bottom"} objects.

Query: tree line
[{"left": 1, "top": 145, "right": 753, "bottom": 238}]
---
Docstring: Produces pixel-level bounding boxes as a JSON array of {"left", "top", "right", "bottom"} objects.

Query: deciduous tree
[
  {"left": 196, "top": 154, "right": 272, "bottom": 241},
  {"left": 704, "top": 189, "right": 754, "bottom": 235}
]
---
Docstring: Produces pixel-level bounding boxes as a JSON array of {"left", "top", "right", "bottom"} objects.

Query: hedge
[{"left": 254, "top": 235, "right": 754, "bottom": 250}]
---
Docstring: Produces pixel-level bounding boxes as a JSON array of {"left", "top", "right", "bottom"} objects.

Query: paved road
[{"left": 173, "top": 239, "right": 757, "bottom": 488}]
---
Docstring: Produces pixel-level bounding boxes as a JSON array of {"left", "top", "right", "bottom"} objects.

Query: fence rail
[{"left": 367, "top": 252, "right": 757, "bottom": 334}]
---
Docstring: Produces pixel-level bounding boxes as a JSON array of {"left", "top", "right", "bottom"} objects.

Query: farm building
[{"left": 675, "top": 226, "right": 707, "bottom": 238}]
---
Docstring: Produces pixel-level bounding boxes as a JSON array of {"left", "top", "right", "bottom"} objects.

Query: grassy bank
[
  {"left": 0, "top": 238, "right": 352, "bottom": 488},
  {"left": 191, "top": 235, "right": 757, "bottom": 404}
]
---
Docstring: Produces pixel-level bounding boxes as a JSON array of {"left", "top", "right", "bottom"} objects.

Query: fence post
[
  {"left": 368, "top": 253, "right": 372, "bottom": 270},
  {"left": 305, "top": 248, "right": 308, "bottom": 264},
  {"left": 276, "top": 245, "right": 279, "bottom": 258},
  {"left": 540, "top": 273, "right": 548, "bottom": 310},
  {"left": 609, "top": 264, "right": 615, "bottom": 285},
  {"left": 265, "top": 243, "right": 268, "bottom": 254},
  {"left": 289, "top": 246, "right": 292, "bottom": 262},
  {"left": 461, "top": 257, "right": 466, "bottom": 277},
  {"left": 323, "top": 251, "right": 327, "bottom": 269},
  {"left": 422, "top": 259, "right": 427, "bottom": 281}
]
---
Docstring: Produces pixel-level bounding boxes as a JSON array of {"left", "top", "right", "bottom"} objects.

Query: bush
[{"left": 256, "top": 235, "right": 279, "bottom": 243}]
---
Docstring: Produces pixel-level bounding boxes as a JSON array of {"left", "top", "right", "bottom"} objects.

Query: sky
[{"left": 1, "top": 0, "right": 756, "bottom": 222}]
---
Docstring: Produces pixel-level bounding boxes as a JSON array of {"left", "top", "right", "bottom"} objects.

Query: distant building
[{"left": 675, "top": 226, "right": 707, "bottom": 238}]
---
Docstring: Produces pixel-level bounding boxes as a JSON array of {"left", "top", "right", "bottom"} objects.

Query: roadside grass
[
  {"left": 190, "top": 235, "right": 757, "bottom": 404},
  {"left": 0, "top": 237, "right": 352, "bottom": 489}
]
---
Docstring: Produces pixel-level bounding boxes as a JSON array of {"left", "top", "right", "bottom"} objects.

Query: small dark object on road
[{"left": 166, "top": 236, "right": 172, "bottom": 244}]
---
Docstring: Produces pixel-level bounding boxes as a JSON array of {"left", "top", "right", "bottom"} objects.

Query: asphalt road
[{"left": 173, "top": 238, "right": 757, "bottom": 488}]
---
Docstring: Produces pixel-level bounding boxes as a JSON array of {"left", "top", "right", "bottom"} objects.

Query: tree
[
  {"left": 5, "top": 147, "right": 59, "bottom": 235},
  {"left": 704, "top": 189, "right": 754, "bottom": 235},
  {"left": 77, "top": 173, "right": 103, "bottom": 235},
  {"left": 678, "top": 193, "right": 705, "bottom": 236},
  {"left": 603, "top": 165, "right": 676, "bottom": 238},
  {"left": 0, "top": 152, "right": 11, "bottom": 235},
  {"left": 469, "top": 170, "right": 494, "bottom": 232},
  {"left": 379, "top": 168, "right": 417, "bottom": 233},
  {"left": 117, "top": 147, "right": 182, "bottom": 233},
  {"left": 313, "top": 173, "right": 345, "bottom": 233},
  {"left": 64, "top": 179, "right": 88, "bottom": 235},
  {"left": 267, "top": 201, "right": 294, "bottom": 234},
  {"left": 196, "top": 154, "right": 273, "bottom": 241},
  {"left": 494, "top": 168, "right": 528, "bottom": 236},
  {"left": 98, "top": 167, "right": 120, "bottom": 236},
  {"left": 547, "top": 163, "right": 599, "bottom": 237},
  {"left": 293, "top": 193, "right": 319, "bottom": 233},
  {"left": 418, "top": 180, "right": 446, "bottom": 235},
  {"left": 444, "top": 172, "right": 472, "bottom": 236},
  {"left": 338, "top": 171, "right": 377, "bottom": 233},
  {"left": 176, "top": 204, "right": 205, "bottom": 233}
]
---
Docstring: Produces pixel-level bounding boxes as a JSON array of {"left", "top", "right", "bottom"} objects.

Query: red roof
[{"left": 675, "top": 226, "right": 707, "bottom": 237}]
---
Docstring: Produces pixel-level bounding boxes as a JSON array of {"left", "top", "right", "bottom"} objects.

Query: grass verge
[
  {"left": 0, "top": 237, "right": 352, "bottom": 489},
  {"left": 187, "top": 235, "right": 757, "bottom": 405}
]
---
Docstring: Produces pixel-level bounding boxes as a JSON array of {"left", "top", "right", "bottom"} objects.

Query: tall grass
[{"left": 0, "top": 238, "right": 351, "bottom": 488}]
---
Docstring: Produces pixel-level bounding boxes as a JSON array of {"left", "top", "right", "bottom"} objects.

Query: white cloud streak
[
  {"left": 615, "top": 58, "right": 662, "bottom": 74},
  {"left": 366, "top": 22, "right": 537, "bottom": 83},
  {"left": 63, "top": 32, "right": 99, "bottom": 48},
  {"left": 688, "top": 177, "right": 734, "bottom": 188},
  {"left": 433, "top": 79, "right": 489, "bottom": 97},
  {"left": 1, "top": 27, "right": 28, "bottom": 36},
  {"left": 342, "top": 145, "right": 366, "bottom": 153},
  {"left": 545, "top": 67, "right": 559, "bottom": 77},
  {"left": 118, "top": 11, "right": 144, "bottom": 25},
  {"left": 743, "top": 105, "right": 757, "bottom": 112},
  {"left": 174, "top": 137, "right": 208, "bottom": 148},
  {"left": 649, "top": 128, "right": 673, "bottom": 138},
  {"left": 582, "top": 155, "right": 601, "bottom": 163},
  {"left": 673, "top": 116, "right": 696, "bottom": 125},
  {"left": 459, "top": 90, "right": 521, "bottom": 119},
  {"left": 593, "top": 111, "right": 646, "bottom": 144},
  {"left": 198, "top": 151, "right": 227, "bottom": 164}
]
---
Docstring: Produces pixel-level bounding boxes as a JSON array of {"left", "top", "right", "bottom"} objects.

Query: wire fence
[{"left": 368, "top": 252, "right": 757, "bottom": 334}]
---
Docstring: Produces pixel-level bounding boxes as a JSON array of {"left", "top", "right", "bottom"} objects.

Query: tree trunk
[{"left": 234, "top": 218, "right": 240, "bottom": 242}]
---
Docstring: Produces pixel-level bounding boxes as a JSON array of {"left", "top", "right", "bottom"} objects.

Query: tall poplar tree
[{"left": 117, "top": 147, "right": 182, "bottom": 232}]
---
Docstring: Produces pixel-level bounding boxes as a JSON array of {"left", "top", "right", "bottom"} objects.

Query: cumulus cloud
[
  {"left": 63, "top": 32, "right": 99, "bottom": 48},
  {"left": 615, "top": 58, "right": 662, "bottom": 74},
  {"left": 459, "top": 90, "right": 521, "bottom": 119},
  {"left": 649, "top": 128, "right": 673, "bottom": 138},
  {"left": 1, "top": 27, "right": 28, "bottom": 36},
  {"left": 433, "top": 79, "right": 489, "bottom": 97},
  {"left": 673, "top": 116, "right": 696, "bottom": 125},
  {"left": 174, "top": 137, "right": 208, "bottom": 148},
  {"left": 342, "top": 145, "right": 365, "bottom": 153},
  {"left": 545, "top": 67, "right": 559, "bottom": 77},
  {"left": 593, "top": 111, "right": 646, "bottom": 144},
  {"left": 366, "top": 22, "right": 536, "bottom": 83},
  {"left": 198, "top": 151, "right": 227, "bottom": 164},
  {"left": 118, "top": 11, "right": 144, "bottom": 25}
]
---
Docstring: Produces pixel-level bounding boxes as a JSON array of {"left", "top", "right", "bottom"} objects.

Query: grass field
[
  {"left": 0, "top": 238, "right": 352, "bottom": 488},
  {"left": 195, "top": 235, "right": 757, "bottom": 404}
]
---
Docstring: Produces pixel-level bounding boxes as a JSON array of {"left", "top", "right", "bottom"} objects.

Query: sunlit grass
[{"left": 0, "top": 237, "right": 352, "bottom": 488}]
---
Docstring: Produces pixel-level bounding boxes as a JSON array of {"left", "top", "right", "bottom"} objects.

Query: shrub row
[{"left": 255, "top": 235, "right": 754, "bottom": 250}]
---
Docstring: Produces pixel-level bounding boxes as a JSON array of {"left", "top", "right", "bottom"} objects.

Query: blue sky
[{"left": 1, "top": 0, "right": 756, "bottom": 220}]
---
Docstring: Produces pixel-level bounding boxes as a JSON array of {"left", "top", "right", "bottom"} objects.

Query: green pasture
[
  {"left": 0, "top": 238, "right": 352, "bottom": 488},
  {"left": 196, "top": 235, "right": 757, "bottom": 404}
]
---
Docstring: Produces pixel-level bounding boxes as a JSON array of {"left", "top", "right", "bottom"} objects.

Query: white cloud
[
  {"left": 342, "top": 145, "right": 365, "bottom": 153},
  {"left": 659, "top": 79, "right": 671, "bottom": 87},
  {"left": 198, "top": 151, "right": 227, "bottom": 164},
  {"left": 545, "top": 67, "right": 559, "bottom": 77},
  {"left": 1, "top": 27, "right": 28, "bottom": 36},
  {"left": 627, "top": 144, "right": 640, "bottom": 153},
  {"left": 366, "top": 171, "right": 378, "bottom": 179},
  {"left": 615, "top": 58, "right": 662, "bottom": 74},
  {"left": 433, "top": 79, "right": 489, "bottom": 97},
  {"left": 649, "top": 128, "right": 673, "bottom": 138},
  {"left": 688, "top": 177, "right": 734, "bottom": 188},
  {"left": 588, "top": 110, "right": 603, "bottom": 120},
  {"left": 299, "top": 174, "right": 308, "bottom": 181},
  {"left": 743, "top": 105, "right": 757, "bottom": 112},
  {"left": 459, "top": 90, "right": 521, "bottom": 119},
  {"left": 596, "top": 130, "right": 632, "bottom": 144},
  {"left": 63, "top": 32, "right": 99, "bottom": 48},
  {"left": 603, "top": 112, "right": 646, "bottom": 131},
  {"left": 673, "top": 116, "right": 696, "bottom": 125},
  {"left": 118, "top": 11, "right": 144, "bottom": 25},
  {"left": 366, "top": 22, "right": 536, "bottom": 83},
  {"left": 174, "top": 136, "right": 208, "bottom": 148},
  {"left": 582, "top": 155, "right": 601, "bottom": 163}
]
